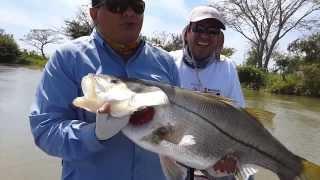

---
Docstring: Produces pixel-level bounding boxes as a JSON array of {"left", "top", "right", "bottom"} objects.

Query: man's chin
[{"left": 193, "top": 51, "right": 211, "bottom": 60}]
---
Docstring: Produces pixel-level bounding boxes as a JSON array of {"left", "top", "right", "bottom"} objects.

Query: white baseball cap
[{"left": 189, "top": 5, "right": 226, "bottom": 30}]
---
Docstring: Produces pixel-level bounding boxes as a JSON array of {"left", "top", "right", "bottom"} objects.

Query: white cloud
[
  {"left": 0, "top": 7, "right": 38, "bottom": 28},
  {"left": 142, "top": 15, "right": 184, "bottom": 36},
  {"left": 146, "top": 0, "right": 189, "bottom": 18},
  {"left": 142, "top": 0, "right": 190, "bottom": 37}
]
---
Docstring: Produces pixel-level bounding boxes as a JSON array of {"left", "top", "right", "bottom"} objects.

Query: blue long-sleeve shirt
[{"left": 29, "top": 30, "right": 180, "bottom": 180}]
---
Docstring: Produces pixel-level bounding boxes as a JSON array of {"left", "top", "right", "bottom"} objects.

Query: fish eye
[{"left": 111, "top": 79, "right": 120, "bottom": 84}]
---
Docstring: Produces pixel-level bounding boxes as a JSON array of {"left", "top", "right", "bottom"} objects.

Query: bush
[
  {"left": 18, "top": 50, "right": 47, "bottom": 67},
  {"left": 237, "top": 66, "right": 266, "bottom": 90},
  {"left": 0, "top": 31, "right": 20, "bottom": 63},
  {"left": 267, "top": 74, "right": 303, "bottom": 95},
  {"left": 301, "top": 64, "right": 320, "bottom": 96}
]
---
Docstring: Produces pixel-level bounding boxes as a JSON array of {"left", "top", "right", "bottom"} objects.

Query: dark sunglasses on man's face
[
  {"left": 95, "top": 0, "right": 145, "bottom": 15},
  {"left": 191, "top": 24, "right": 221, "bottom": 35}
]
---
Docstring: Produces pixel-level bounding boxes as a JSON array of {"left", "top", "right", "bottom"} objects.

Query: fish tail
[{"left": 298, "top": 159, "right": 320, "bottom": 180}]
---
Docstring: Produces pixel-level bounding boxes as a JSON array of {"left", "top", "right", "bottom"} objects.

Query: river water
[{"left": 0, "top": 66, "right": 319, "bottom": 180}]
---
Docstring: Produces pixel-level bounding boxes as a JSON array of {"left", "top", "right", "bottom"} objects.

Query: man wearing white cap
[
  {"left": 170, "top": 5, "right": 245, "bottom": 108},
  {"left": 170, "top": 5, "right": 253, "bottom": 180}
]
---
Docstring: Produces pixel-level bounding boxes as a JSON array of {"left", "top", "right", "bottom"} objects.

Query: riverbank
[
  {"left": 238, "top": 65, "right": 320, "bottom": 98},
  {"left": 0, "top": 50, "right": 47, "bottom": 69}
]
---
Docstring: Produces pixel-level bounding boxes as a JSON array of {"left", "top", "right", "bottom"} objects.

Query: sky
[{"left": 0, "top": 0, "right": 310, "bottom": 65}]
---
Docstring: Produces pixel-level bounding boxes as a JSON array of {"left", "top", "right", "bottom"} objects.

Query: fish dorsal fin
[
  {"left": 198, "top": 92, "right": 235, "bottom": 106},
  {"left": 244, "top": 108, "right": 275, "bottom": 129}
]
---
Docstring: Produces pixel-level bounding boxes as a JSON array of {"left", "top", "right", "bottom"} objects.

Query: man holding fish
[{"left": 29, "top": 0, "right": 180, "bottom": 180}]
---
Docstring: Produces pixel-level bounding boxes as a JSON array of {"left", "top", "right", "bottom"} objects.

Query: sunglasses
[
  {"left": 95, "top": 0, "right": 145, "bottom": 15},
  {"left": 190, "top": 24, "right": 221, "bottom": 35}
]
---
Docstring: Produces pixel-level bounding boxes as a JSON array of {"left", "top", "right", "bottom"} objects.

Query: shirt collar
[
  {"left": 91, "top": 28, "right": 146, "bottom": 61},
  {"left": 91, "top": 28, "right": 106, "bottom": 48}
]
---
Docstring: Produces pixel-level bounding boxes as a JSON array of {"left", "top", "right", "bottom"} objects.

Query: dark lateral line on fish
[{"left": 171, "top": 101, "right": 295, "bottom": 173}]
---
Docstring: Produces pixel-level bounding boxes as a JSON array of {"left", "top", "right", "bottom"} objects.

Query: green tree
[
  {"left": 63, "top": 6, "right": 93, "bottom": 39},
  {"left": 301, "top": 63, "right": 320, "bottom": 96},
  {"left": 272, "top": 52, "right": 301, "bottom": 81},
  {"left": 209, "top": 0, "right": 320, "bottom": 70},
  {"left": 145, "top": 31, "right": 235, "bottom": 56},
  {"left": 145, "top": 31, "right": 183, "bottom": 52},
  {"left": 221, "top": 47, "right": 235, "bottom": 57},
  {"left": 245, "top": 47, "right": 259, "bottom": 67},
  {"left": 238, "top": 66, "right": 266, "bottom": 90},
  {"left": 0, "top": 29, "right": 20, "bottom": 63},
  {"left": 288, "top": 32, "right": 320, "bottom": 63}
]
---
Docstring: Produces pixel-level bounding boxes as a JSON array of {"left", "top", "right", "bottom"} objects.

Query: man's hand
[
  {"left": 210, "top": 154, "right": 239, "bottom": 175},
  {"left": 95, "top": 103, "right": 156, "bottom": 141},
  {"left": 95, "top": 103, "right": 130, "bottom": 141}
]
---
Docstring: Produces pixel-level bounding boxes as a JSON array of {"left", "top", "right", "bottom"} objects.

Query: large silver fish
[{"left": 73, "top": 74, "right": 320, "bottom": 180}]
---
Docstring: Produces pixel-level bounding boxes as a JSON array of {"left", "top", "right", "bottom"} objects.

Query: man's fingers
[
  {"left": 213, "top": 154, "right": 238, "bottom": 173},
  {"left": 97, "top": 103, "right": 111, "bottom": 113}
]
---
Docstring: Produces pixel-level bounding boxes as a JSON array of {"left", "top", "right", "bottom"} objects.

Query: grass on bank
[{"left": 15, "top": 51, "right": 47, "bottom": 69}]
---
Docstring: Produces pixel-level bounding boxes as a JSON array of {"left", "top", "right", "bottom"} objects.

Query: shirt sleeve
[
  {"left": 170, "top": 60, "right": 181, "bottom": 87},
  {"left": 29, "top": 49, "right": 106, "bottom": 161},
  {"left": 228, "top": 61, "right": 246, "bottom": 108}
]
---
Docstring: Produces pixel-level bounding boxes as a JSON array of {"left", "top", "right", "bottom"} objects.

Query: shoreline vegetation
[
  {"left": 0, "top": 51, "right": 47, "bottom": 69},
  {"left": 238, "top": 65, "right": 320, "bottom": 98},
  {"left": 1, "top": 29, "right": 319, "bottom": 98},
  {"left": 1, "top": 59, "right": 319, "bottom": 98}
]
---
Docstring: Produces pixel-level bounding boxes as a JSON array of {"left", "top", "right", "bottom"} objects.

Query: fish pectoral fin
[
  {"left": 142, "top": 125, "right": 175, "bottom": 144},
  {"left": 163, "top": 123, "right": 188, "bottom": 145},
  {"left": 142, "top": 124, "right": 187, "bottom": 145},
  {"left": 177, "top": 135, "right": 196, "bottom": 146},
  {"left": 72, "top": 96, "right": 101, "bottom": 113},
  {"left": 243, "top": 107, "right": 275, "bottom": 129}
]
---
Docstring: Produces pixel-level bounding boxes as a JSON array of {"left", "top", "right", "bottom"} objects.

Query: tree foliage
[
  {"left": 288, "top": 32, "right": 320, "bottom": 63},
  {"left": 272, "top": 52, "right": 301, "bottom": 80},
  {"left": 0, "top": 29, "right": 20, "bottom": 63},
  {"left": 144, "top": 31, "right": 183, "bottom": 52},
  {"left": 63, "top": 6, "right": 93, "bottom": 39},
  {"left": 238, "top": 66, "right": 266, "bottom": 90},
  {"left": 22, "top": 29, "right": 63, "bottom": 59},
  {"left": 301, "top": 63, "right": 320, "bottom": 96},
  {"left": 144, "top": 31, "right": 235, "bottom": 56},
  {"left": 221, "top": 47, "right": 235, "bottom": 58},
  {"left": 245, "top": 47, "right": 259, "bottom": 67},
  {"left": 209, "top": 0, "right": 320, "bottom": 70}
]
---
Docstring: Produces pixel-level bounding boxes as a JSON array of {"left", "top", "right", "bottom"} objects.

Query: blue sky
[{"left": 0, "top": 0, "right": 308, "bottom": 65}]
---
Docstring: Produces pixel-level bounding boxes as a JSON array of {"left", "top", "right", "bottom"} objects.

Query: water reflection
[{"left": 0, "top": 66, "right": 60, "bottom": 180}]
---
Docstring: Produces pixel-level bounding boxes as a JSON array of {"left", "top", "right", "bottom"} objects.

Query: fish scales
[{"left": 126, "top": 79, "right": 303, "bottom": 177}]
